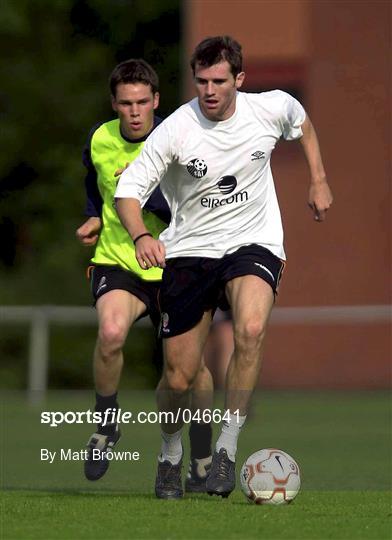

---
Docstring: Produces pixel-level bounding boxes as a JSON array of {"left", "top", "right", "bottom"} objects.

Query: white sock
[
  {"left": 216, "top": 413, "right": 247, "bottom": 462},
  {"left": 159, "top": 429, "right": 183, "bottom": 465}
]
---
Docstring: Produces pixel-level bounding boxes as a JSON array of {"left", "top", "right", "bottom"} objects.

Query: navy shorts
[
  {"left": 159, "top": 244, "right": 285, "bottom": 338},
  {"left": 89, "top": 264, "right": 161, "bottom": 328}
]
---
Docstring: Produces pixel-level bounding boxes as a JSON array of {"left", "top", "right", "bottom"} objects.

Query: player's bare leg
[
  {"left": 225, "top": 275, "right": 273, "bottom": 415},
  {"left": 155, "top": 311, "right": 212, "bottom": 499},
  {"left": 186, "top": 358, "right": 214, "bottom": 492},
  {"left": 205, "top": 318, "right": 234, "bottom": 388},
  {"left": 207, "top": 276, "right": 274, "bottom": 497},
  {"left": 157, "top": 310, "right": 213, "bottom": 435},
  {"left": 85, "top": 290, "right": 146, "bottom": 481},
  {"left": 94, "top": 289, "right": 146, "bottom": 395}
]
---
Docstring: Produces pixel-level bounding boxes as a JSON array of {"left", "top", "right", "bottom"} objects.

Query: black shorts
[
  {"left": 89, "top": 264, "right": 161, "bottom": 327},
  {"left": 159, "top": 244, "right": 285, "bottom": 338}
]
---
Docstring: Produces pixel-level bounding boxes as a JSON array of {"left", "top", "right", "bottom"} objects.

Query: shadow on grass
[
  {"left": 1, "top": 487, "right": 153, "bottom": 498},
  {"left": 1, "top": 487, "right": 252, "bottom": 505}
]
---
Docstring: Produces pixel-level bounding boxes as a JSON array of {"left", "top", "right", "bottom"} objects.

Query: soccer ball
[{"left": 240, "top": 448, "right": 301, "bottom": 505}]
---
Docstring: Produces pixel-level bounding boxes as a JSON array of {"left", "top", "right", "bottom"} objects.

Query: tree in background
[{"left": 0, "top": 0, "right": 180, "bottom": 304}]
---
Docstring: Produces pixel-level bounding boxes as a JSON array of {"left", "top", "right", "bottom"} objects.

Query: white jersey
[{"left": 115, "top": 90, "right": 306, "bottom": 260}]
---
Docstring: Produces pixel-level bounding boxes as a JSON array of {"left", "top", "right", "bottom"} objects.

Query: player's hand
[
  {"left": 114, "top": 162, "right": 130, "bottom": 177},
  {"left": 308, "top": 179, "right": 333, "bottom": 222},
  {"left": 135, "top": 236, "right": 166, "bottom": 269},
  {"left": 76, "top": 217, "right": 102, "bottom": 246}
]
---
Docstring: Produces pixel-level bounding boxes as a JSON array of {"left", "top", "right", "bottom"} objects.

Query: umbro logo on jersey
[
  {"left": 217, "top": 176, "right": 237, "bottom": 195},
  {"left": 97, "top": 276, "right": 107, "bottom": 294},
  {"left": 187, "top": 158, "right": 208, "bottom": 178},
  {"left": 251, "top": 150, "right": 265, "bottom": 161}
]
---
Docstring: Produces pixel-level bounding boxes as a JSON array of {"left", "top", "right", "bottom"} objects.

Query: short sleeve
[
  {"left": 282, "top": 93, "right": 306, "bottom": 140},
  {"left": 115, "top": 116, "right": 175, "bottom": 205}
]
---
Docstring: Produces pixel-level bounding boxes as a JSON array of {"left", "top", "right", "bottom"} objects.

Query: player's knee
[
  {"left": 166, "top": 368, "right": 193, "bottom": 393},
  {"left": 99, "top": 321, "right": 127, "bottom": 352},
  {"left": 234, "top": 319, "right": 266, "bottom": 347}
]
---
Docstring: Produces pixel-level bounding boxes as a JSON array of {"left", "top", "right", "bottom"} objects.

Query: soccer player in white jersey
[{"left": 115, "top": 36, "right": 333, "bottom": 499}]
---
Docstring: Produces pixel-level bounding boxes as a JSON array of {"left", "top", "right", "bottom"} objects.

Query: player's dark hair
[
  {"left": 190, "top": 36, "right": 243, "bottom": 77},
  {"left": 109, "top": 59, "right": 159, "bottom": 96}
]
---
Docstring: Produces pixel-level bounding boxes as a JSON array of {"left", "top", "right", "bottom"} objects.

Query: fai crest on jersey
[{"left": 187, "top": 158, "right": 208, "bottom": 178}]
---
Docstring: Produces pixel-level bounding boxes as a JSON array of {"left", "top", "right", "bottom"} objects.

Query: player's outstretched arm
[
  {"left": 300, "top": 116, "right": 333, "bottom": 222},
  {"left": 76, "top": 216, "right": 102, "bottom": 246},
  {"left": 116, "top": 197, "right": 166, "bottom": 269}
]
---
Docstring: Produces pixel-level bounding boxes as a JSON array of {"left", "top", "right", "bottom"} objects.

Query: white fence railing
[{"left": 0, "top": 305, "right": 390, "bottom": 403}]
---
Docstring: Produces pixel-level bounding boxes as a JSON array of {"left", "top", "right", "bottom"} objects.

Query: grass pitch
[
  {"left": 1, "top": 391, "right": 391, "bottom": 539},
  {"left": 2, "top": 490, "right": 391, "bottom": 540}
]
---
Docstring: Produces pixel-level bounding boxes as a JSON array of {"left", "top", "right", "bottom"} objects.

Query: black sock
[
  {"left": 189, "top": 421, "right": 212, "bottom": 459},
  {"left": 95, "top": 392, "right": 118, "bottom": 436}
]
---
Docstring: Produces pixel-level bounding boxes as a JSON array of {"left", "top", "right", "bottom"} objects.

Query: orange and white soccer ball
[{"left": 240, "top": 448, "right": 301, "bottom": 505}]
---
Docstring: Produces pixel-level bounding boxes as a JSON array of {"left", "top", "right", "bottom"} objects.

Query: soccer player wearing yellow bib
[{"left": 76, "top": 60, "right": 213, "bottom": 491}]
